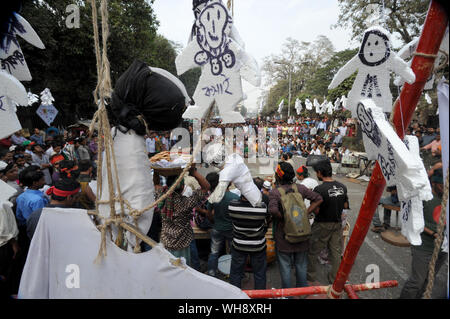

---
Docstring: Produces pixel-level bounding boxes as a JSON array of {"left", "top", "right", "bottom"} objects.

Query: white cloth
[
  {"left": 299, "top": 177, "right": 319, "bottom": 208},
  {"left": 0, "top": 179, "right": 17, "bottom": 203},
  {"left": 0, "top": 200, "right": 18, "bottom": 247},
  {"left": 99, "top": 128, "right": 155, "bottom": 252},
  {"left": 18, "top": 207, "right": 248, "bottom": 299},
  {"left": 209, "top": 154, "right": 261, "bottom": 207}
]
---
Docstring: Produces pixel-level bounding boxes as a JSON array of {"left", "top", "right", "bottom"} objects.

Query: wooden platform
[{"left": 380, "top": 229, "right": 411, "bottom": 247}]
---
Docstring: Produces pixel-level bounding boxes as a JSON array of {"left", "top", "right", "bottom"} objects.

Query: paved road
[{"left": 196, "top": 156, "right": 448, "bottom": 299}]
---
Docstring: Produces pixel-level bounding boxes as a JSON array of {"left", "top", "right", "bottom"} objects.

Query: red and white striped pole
[{"left": 329, "top": 0, "right": 449, "bottom": 298}]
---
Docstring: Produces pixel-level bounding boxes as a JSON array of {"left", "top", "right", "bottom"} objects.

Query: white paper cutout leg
[
  {"left": 356, "top": 99, "right": 432, "bottom": 202},
  {"left": 400, "top": 197, "right": 424, "bottom": 245}
]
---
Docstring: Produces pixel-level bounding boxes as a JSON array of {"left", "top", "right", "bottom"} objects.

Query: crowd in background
[{"left": 0, "top": 113, "right": 444, "bottom": 299}]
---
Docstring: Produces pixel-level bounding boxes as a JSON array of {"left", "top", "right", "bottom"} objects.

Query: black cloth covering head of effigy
[{"left": 109, "top": 60, "right": 187, "bottom": 135}]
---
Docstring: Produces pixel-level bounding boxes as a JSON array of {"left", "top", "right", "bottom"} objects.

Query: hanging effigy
[
  {"left": 277, "top": 99, "right": 284, "bottom": 114},
  {"left": 0, "top": 3, "right": 44, "bottom": 139},
  {"left": 36, "top": 88, "right": 58, "bottom": 126},
  {"left": 356, "top": 99, "right": 432, "bottom": 244},
  {"left": 328, "top": 26, "right": 416, "bottom": 116},
  {"left": 304, "top": 98, "right": 313, "bottom": 110},
  {"left": 394, "top": 26, "right": 449, "bottom": 91},
  {"left": 176, "top": 0, "right": 261, "bottom": 123}
]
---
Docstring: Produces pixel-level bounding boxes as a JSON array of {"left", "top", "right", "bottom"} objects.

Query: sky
[{"left": 152, "top": 0, "right": 358, "bottom": 112}]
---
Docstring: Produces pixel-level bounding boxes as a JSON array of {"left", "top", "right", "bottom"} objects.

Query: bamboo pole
[
  {"left": 329, "top": 0, "right": 449, "bottom": 298},
  {"left": 344, "top": 285, "right": 359, "bottom": 299},
  {"left": 243, "top": 280, "right": 398, "bottom": 299}
]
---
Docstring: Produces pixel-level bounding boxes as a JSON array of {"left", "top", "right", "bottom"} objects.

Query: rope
[
  {"left": 89, "top": 0, "right": 217, "bottom": 262},
  {"left": 327, "top": 284, "right": 344, "bottom": 299},
  {"left": 422, "top": 167, "right": 449, "bottom": 299}
]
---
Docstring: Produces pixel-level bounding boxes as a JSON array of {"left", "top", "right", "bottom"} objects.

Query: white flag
[
  {"left": 277, "top": 99, "right": 284, "bottom": 113},
  {"left": 341, "top": 95, "right": 348, "bottom": 109},
  {"left": 305, "top": 98, "right": 313, "bottom": 110}
]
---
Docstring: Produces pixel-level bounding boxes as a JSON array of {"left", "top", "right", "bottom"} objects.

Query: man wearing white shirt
[
  {"left": 30, "top": 145, "right": 52, "bottom": 185},
  {"left": 339, "top": 124, "right": 347, "bottom": 137},
  {"left": 146, "top": 133, "right": 157, "bottom": 157},
  {"left": 310, "top": 145, "right": 321, "bottom": 155}
]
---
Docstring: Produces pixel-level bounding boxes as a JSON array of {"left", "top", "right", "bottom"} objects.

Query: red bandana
[{"left": 46, "top": 186, "right": 80, "bottom": 197}]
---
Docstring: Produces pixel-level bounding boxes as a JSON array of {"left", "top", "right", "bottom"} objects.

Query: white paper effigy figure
[
  {"left": 356, "top": 99, "right": 432, "bottom": 205},
  {"left": 304, "top": 98, "right": 313, "bottom": 110},
  {"left": 176, "top": 0, "right": 261, "bottom": 123},
  {"left": 394, "top": 26, "right": 449, "bottom": 91},
  {"left": 203, "top": 142, "right": 262, "bottom": 207},
  {"left": 0, "top": 7, "right": 44, "bottom": 139},
  {"left": 328, "top": 26, "right": 416, "bottom": 116}
]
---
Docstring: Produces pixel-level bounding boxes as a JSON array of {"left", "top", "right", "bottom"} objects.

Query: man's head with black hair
[
  {"left": 46, "top": 178, "right": 81, "bottom": 205},
  {"left": 19, "top": 165, "right": 45, "bottom": 189},
  {"left": 275, "top": 162, "right": 295, "bottom": 185},
  {"left": 78, "top": 159, "right": 92, "bottom": 173},
  {"left": 206, "top": 172, "right": 219, "bottom": 192},
  {"left": 253, "top": 177, "right": 264, "bottom": 191},
  {"left": 59, "top": 160, "right": 80, "bottom": 179},
  {"left": 313, "top": 159, "right": 333, "bottom": 181}
]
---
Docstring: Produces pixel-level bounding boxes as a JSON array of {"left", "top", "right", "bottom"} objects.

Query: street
[{"left": 196, "top": 155, "right": 448, "bottom": 299}]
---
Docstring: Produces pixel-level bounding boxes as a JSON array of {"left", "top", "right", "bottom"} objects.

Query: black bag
[
  {"left": 306, "top": 155, "right": 327, "bottom": 167},
  {"left": 109, "top": 60, "right": 187, "bottom": 135}
]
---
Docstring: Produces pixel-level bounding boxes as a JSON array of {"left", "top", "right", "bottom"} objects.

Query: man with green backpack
[{"left": 269, "top": 162, "right": 323, "bottom": 289}]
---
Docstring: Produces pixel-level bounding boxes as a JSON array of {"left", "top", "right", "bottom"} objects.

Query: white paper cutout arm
[
  {"left": 0, "top": 71, "right": 27, "bottom": 105},
  {"left": 14, "top": 14, "right": 45, "bottom": 49},
  {"left": 328, "top": 55, "right": 360, "bottom": 89},
  {"left": 175, "top": 40, "right": 202, "bottom": 76},
  {"left": 389, "top": 54, "right": 416, "bottom": 85}
]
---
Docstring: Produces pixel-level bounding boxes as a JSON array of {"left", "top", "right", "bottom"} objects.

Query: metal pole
[
  {"left": 288, "top": 68, "right": 292, "bottom": 119},
  {"left": 329, "top": 0, "right": 448, "bottom": 298}
]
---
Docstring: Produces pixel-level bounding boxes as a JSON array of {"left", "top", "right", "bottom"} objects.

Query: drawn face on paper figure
[
  {"left": 198, "top": 2, "right": 230, "bottom": 50},
  {"left": 210, "top": 57, "right": 222, "bottom": 75},
  {"left": 221, "top": 49, "right": 235, "bottom": 68},
  {"left": 359, "top": 29, "right": 391, "bottom": 66}
]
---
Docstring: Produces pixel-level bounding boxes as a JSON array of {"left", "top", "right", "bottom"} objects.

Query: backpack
[{"left": 278, "top": 185, "right": 311, "bottom": 243}]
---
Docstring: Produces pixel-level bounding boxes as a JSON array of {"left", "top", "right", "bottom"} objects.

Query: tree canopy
[{"left": 17, "top": 0, "right": 180, "bottom": 129}]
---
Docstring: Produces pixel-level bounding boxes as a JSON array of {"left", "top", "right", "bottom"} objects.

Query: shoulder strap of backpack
[{"left": 277, "top": 187, "right": 286, "bottom": 196}]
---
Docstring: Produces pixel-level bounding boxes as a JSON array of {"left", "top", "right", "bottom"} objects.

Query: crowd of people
[{"left": 0, "top": 113, "right": 445, "bottom": 298}]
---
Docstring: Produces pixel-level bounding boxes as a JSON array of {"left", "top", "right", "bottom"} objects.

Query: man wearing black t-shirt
[{"left": 308, "top": 159, "right": 349, "bottom": 284}]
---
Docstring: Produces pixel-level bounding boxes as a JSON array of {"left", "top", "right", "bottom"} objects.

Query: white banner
[{"left": 437, "top": 78, "right": 448, "bottom": 253}]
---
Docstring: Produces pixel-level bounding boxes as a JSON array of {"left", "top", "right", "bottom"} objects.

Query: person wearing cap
[
  {"left": 400, "top": 168, "right": 448, "bottom": 299},
  {"left": 269, "top": 162, "right": 323, "bottom": 289},
  {"left": 295, "top": 165, "right": 319, "bottom": 196},
  {"left": 26, "top": 178, "right": 81, "bottom": 240},
  {"left": 23, "top": 140, "right": 35, "bottom": 155},
  {"left": 262, "top": 180, "right": 272, "bottom": 197}
]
